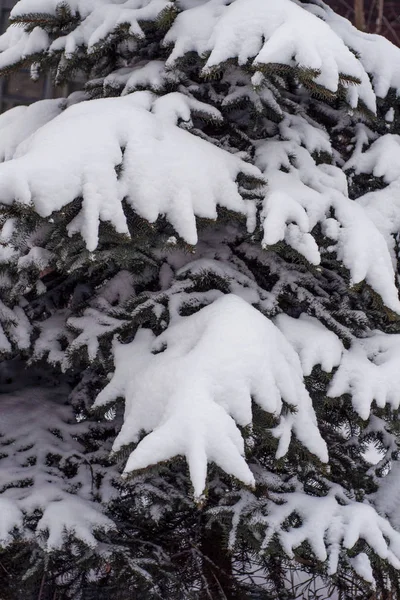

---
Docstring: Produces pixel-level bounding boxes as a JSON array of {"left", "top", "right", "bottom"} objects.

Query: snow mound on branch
[
  {"left": 350, "top": 135, "right": 400, "bottom": 264},
  {"left": 0, "top": 99, "right": 63, "bottom": 162},
  {"left": 6, "top": 0, "right": 174, "bottom": 62},
  {"left": 0, "top": 92, "right": 261, "bottom": 251},
  {"left": 0, "top": 386, "right": 114, "bottom": 549},
  {"left": 33, "top": 310, "right": 71, "bottom": 366},
  {"left": 4, "top": 0, "right": 173, "bottom": 69},
  {"left": 350, "top": 553, "right": 375, "bottom": 586},
  {"left": 165, "top": 0, "right": 375, "bottom": 110},
  {"left": 94, "top": 294, "right": 328, "bottom": 498},
  {"left": 374, "top": 462, "right": 400, "bottom": 531},
  {"left": 105, "top": 60, "right": 181, "bottom": 95},
  {"left": 0, "top": 24, "right": 49, "bottom": 72},
  {"left": 255, "top": 119, "right": 400, "bottom": 314},
  {"left": 67, "top": 308, "right": 129, "bottom": 364},
  {"left": 37, "top": 497, "right": 113, "bottom": 550},
  {"left": 305, "top": 0, "right": 400, "bottom": 98},
  {"left": 346, "top": 134, "right": 400, "bottom": 185},
  {"left": 0, "top": 302, "right": 31, "bottom": 353},
  {"left": 328, "top": 332, "right": 400, "bottom": 420},
  {"left": 261, "top": 492, "right": 400, "bottom": 574},
  {"left": 176, "top": 258, "right": 274, "bottom": 308},
  {"left": 274, "top": 313, "right": 343, "bottom": 376},
  {"left": 49, "top": 0, "right": 174, "bottom": 56},
  {"left": 11, "top": 0, "right": 106, "bottom": 19}
]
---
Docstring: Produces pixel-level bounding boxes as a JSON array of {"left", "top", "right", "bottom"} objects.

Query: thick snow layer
[
  {"left": 349, "top": 135, "right": 400, "bottom": 266},
  {"left": 375, "top": 462, "right": 400, "bottom": 531},
  {"left": 94, "top": 294, "right": 328, "bottom": 498},
  {"left": 165, "top": 0, "right": 375, "bottom": 110},
  {"left": 0, "top": 102, "right": 48, "bottom": 161},
  {"left": 0, "top": 99, "right": 63, "bottom": 162},
  {"left": 0, "top": 386, "right": 114, "bottom": 549},
  {"left": 328, "top": 332, "right": 400, "bottom": 420},
  {"left": 274, "top": 314, "right": 343, "bottom": 376},
  {"left": 0, "top": 92, "right": 261, "bottom": 251},
  {"left": 37, "top": 497, "right": 113, "bottom": 550},
  {"left": 346, "top": 134, "right": 400, "bottom": 185}
]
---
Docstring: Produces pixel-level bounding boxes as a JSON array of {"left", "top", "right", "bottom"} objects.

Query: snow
[
  {"left": 346, "top": 134, "right": 400, "bottom": 185},
  {"left": 375, "top": 462, "right": 400, "bottom": 531},
  {"left": 261, "top": 493, "right": 400, "bottom": 573},
  {"left": 305, "top": 0, "right": 400, "bottom": 98},
  {"left": 255, "top": 119, "right": 400, "bottom": 313},
  {"left": 0, "top": 385, "right": 114, "bottom": 549},
  {"left": 385, "top": 107, "right": 395, "bottom": 123},
  {"left": 165, "top": 0, "right": 375, "bottom": 110},
  {"left": 10, "top": 0, "right": 105, "bottom": 19},
  {"left": 49, "top": 0, "right": 174, "bottom": 56},
  {"left": 0, "top": 302, "right": 31, "bottom": 352},
  {"left": 94, "top": 270, "right": 136, "bottom": 308},
  {"left": 176, "top": 258, "right": 271, "bottom": 307},
  {"left": 328, "top": 332, "right": 400, "bottom": 420},
  {"left": 274, "top": 313, "right": 343, "bottom": 376},
  {"left": 0, "top": 3, "right": 398, "bottom": 319},
  {"left": 37, "top": 497, "right": 113, "bottom": 550},
  {"left": 229, "top": 485, "right": 400, "bottom": 577},
  {"left": 105, "top": 61, "right": 181, "bottom": 95},
  {"left": 0, "top": 92, "right": 261, "bottom": 251},
  {"left": 0, "top": 99, "right": 63, "bottom": 162},
  {"left": 94, "top": 294, "right": 328, "bottom": 498},
  {"left": 2, "top": 0, "right": 392, "bottom": 115},
  {"left": 67, "top": 308, "right": 129, "bottom": 364},
  {"left": 1, "top": 0, "right": 400, "bottom": 583},
  {"left": 33, "top": 311, "right": 71, "bottom": 366},
  {"left": 350, "top": 553, "right": 375, "bottom": 586},
  {"left": 0, "top": 25, "right": 49, "bottom": 71},
  {"left": 17, "top": 246, "right": 53, "bottom": 271},
  {"left": 346, "top": 135, "right": 400, "bottom": 268}
]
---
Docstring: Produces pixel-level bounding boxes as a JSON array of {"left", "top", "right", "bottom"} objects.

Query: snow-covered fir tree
[{"left": 1, "top": 0, "right": 400, "bottom": 598}]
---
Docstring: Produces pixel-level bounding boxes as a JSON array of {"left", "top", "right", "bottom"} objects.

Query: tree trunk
[
  {"left": 200, "top": 522, "right": 240, "bottom": 600},
  {"left": 354, "top": 0, "right": 366, "bottom": 30},
  {"left": 376, "top": 0, "right": 384, "bottom": 33}
]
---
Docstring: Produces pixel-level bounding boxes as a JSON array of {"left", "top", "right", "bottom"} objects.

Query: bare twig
[
  {"left": 37, "top": 571, "right": 46, "bottom": 600},
  {"left": 0, "top": 559, "right": 11, "bottom": 576}
]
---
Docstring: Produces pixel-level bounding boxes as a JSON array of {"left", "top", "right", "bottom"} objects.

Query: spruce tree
[{"left": 1, "top": 0, "right": 400, "bottom": 598}]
